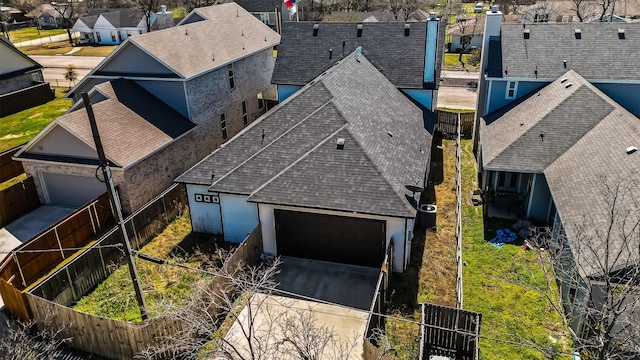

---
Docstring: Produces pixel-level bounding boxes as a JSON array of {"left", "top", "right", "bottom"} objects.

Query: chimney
[
  {"left": 156, "top": 5, "right": 174, "bottom": 30},
  {"left": 480, "top": 5, "right": 502, "bottom": 74}
]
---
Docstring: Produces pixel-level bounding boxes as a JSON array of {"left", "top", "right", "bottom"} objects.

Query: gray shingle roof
[
  {"left": 101, "top": 9, "right": 142, "bottom": 28},
  {"left": 19, "top": 79, "right": 194, "bottom": 168},
  {"left": 234, "top": 0, "right": 277, "bottom": 13},
  {"left": 177, "top": 53, "right": 432, "bottom": 218},
  {"left": 79, "top": 15, "right": 99, "bottom": 28},
  {"left": 481, "top": 75, "right": 614, "bottom": 172},
  {"left": 482, "top": 70, "right": 640, "bottom": 277},
  {"left": 498, "top": 23, "right": 640, "bottom": 80},
  {"left": 271, "top": 21, "right": 437, "bottom": 89},
  {"left": 126, "top": 3, "right": 280, "bottom": 79}
]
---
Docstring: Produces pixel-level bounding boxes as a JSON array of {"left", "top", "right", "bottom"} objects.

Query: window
[
  {"left": 220, "top": 113, "right": 228, "bottom": 140},
  {"left": 498, "top": 172, "right": 506, "bottom": 187},
  {"left": 533, "top": 13, "right": 549, "bottom": 23},
  {"left": 506, "top": 81, "right": 517, "bottom": 99},
  {"left": 260, "top": 13, "right": 270, "bottom": 25},
  {"left": 110, "top": 31, "right": 117, "bottom": 42},
  {"left": 227, "top": 64, "right": 235, "bottom": 89},
  {"left": 242, "top": 101, "right": 248, "bottom": 126},
  {"left": 31, "top": 72, "right": 43, "bottom": 82},
  {"left": 257, "top": 92, "right": 264, "bottom": 110},
  {"left": 96, "top": 32, "right": 102, "bottom": 42}
]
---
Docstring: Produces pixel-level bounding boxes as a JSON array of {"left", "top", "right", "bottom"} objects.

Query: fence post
[
  {"left": 55, "top": 228, "right": 65, "bottom": 259},
  {"left": 13, "top": 253, "right": 27, "bottom": 288}
]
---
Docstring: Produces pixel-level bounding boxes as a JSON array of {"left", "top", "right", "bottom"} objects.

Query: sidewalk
[{"left": 13, "top": 32, "right": 79, "bottom": 48}]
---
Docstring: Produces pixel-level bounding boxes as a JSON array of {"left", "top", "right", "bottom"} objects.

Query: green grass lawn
[
  {"left": 6, "top": 28, "right": 67, "bottom": 43},
  {"left": 443, "top": 53, "right": 479, "bottom": 71},
  {"left": 0, "top": 173, "right": 27, "bottom": 191},
  {"left": 73, "top": 213, "right": 234, "bottom": 322},
  {"left": 460, "top": 139, "right": 572, "bottom": 359},
  {"left": 20, "top": 41, "right": 117, "bottom": 56},
  {"left": 0, "top": 87, "right": 71, "bottom": 152}
]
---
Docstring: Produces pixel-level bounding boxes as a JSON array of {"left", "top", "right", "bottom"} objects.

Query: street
[{"left": 30, "top": 55, "right": 105, "bottom": 85}]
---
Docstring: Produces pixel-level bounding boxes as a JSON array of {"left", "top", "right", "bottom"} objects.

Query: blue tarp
[{"left": 489, "top": 228, "right": 517, "bottom": 248}]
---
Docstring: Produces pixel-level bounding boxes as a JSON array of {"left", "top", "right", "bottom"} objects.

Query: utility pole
[{"left": 82, "top": 93, "right": 149, "bottom": 321}]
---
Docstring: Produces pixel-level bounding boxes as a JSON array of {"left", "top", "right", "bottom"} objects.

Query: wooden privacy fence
[
  {"left": 363, "top": 242, "right": 393, "bottom": 360},
  {"left": 29, "top": 183, "right": 187, "bottom": 306},
  {"left": 0, "top": 192, "right": 114, "bottom": 321},
  {"left": 0, "top": 175, "right": 40, "bottom": 228},
  {"left": 26, "top": 224, "right": 264, "bottom": 360},
  {"left": 419, "top": 303, "right": 482, "bottom": 360},
  {"left": 436, "top": 110, "right": 475, "bottom": 139},
  {"left": 0, "top": 145, "right": 25, "bottom": 183}
]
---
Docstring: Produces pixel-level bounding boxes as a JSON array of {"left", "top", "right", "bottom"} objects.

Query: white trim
[
  {"left": 17, "top": 157, "right": 108, "bottom": 169},
  {"left": 183, "top": 81, "right": 191, "bottom": 120},
  {"left": 484, "top": 80, "right": 493, "bottom": 115},
  {"left": 526, "top": 173, "right": 537, "bottom": 218},
  {"left": 505, "top": 80, "right": 518, "bottom": 99},
  {"left": 545, "top": 195, "right": 553, "bottom": 222},
  {"left": 484, "top": 76, "right": 640, "bottom": 85},
  {"left": 38, "top": 171, "right": 50, "bottom": 203}
]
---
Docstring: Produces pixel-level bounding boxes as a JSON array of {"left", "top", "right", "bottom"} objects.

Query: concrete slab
[
  {"left": 224, "top": 294, "right": 368, "bottom": 360},
  {"left": 437, "top": 86, "right": 478, "bottom": 110},
  {"left": 0, "top": 205, "right": 74, "bottom": 309},
  {"left": 274, "top": 256, "right": 380, "bottom": 311}
]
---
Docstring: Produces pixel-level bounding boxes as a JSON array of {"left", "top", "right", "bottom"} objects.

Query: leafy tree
[{"left": 64, "top": 63, "right": 78, "bottom": 89}]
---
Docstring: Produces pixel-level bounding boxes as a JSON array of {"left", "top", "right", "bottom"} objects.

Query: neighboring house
[
  {"left": 26, "top": 4, "right": 65, "bottom": 29},
  {"left": 234, "top": 0, "right": 281, "bottom": 33},
  {"left": 72, "top": 9, "right": 157, "bottom": 45},
  {"left": 271, "top": 17, "right": 445, "bottom": 111},
  {"left": 480, "top": 70, "right": 640, "bottom": 341},
  {"left": 17, "top": 3, "right": 280, "bottom": 214},
  {"left": 475, "top": 8, "right": 640, "bottom": 127},
  {"left": 176, "top": 52, "right": 432, "bottom": 274},
  {"left": 0, "top": 36, "right": 53, "bottom": 117},
  {"left": 447, "top": 16, "right": 484, "bottom": 52}
]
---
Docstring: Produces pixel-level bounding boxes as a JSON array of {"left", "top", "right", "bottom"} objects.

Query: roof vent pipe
[
  {"left": 627, "top": 146, "right": 638, "bottom": 154},
  {"left": 161, "top": 5, "right": 166, "bottom": 13},
  {"left": 329, "top": 48, "right": 333, "bottom": 59},
  {"left": 491, "top": 5, "right": 499, "bottom": 13},
  {"left": 336, "top": 138, "right": 345, "bottom": 150},
  {"left": 429, "top": 12, "right": 437, "bottom": 20}
]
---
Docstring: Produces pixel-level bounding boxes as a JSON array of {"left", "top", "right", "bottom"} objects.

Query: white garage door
[{"left": 42, "top": 172, "right": 106, "bottom": 207}]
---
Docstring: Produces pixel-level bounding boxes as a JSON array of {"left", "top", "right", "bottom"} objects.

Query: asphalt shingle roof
[
  {"left": 234, "top": 0, "right": 277, "bottom": 13},
  {"left": 20, "top": 80, "right": 194, "bottom": 168},
  {"left": 498, "top": 23, "right": 640, "bottom": 80},
  {"left": 101, "top": 9, "right": 142, "bottom": 28},
  {"left": 271, "top": 21, "right": 436, "bottom": 88},
  {"left": 126, "top": 3, "right": 280, "bottom": 79},
  {"left": 177, "top": 53, "right": 432, "bottom": 218},
  {"left": 482, "top": 70, "right": 640, "bottom": 277}
]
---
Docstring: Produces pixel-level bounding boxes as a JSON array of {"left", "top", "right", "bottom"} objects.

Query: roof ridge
[{"left": 209, "top": 100, "right": 334, "bottom": 188}]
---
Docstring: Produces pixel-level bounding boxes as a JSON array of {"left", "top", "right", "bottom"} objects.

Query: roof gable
[
  {"left": 499, "top": 23, "right": 640, "bottom": 80},
  {"left": 19, "top": 80, "right": 194, "bottom": 168},
  {"left": 234, "top": 0, "right": 277, "bottom": 13},
  {"left": 0, "top": 36, "right": 42, "bottom": 77},
  {"left": 482, "top": 80, "right": 614, "bottom": 171},
  {"left": 22, "top": 124, "right": 98, "bottom": 160},
  {"left": 272, "top": 22, "right": 429, "bottom": 88},
  {"left": 178, "top": 53, "right": 431, "bottom": 218},
  {"left": 95, "top": 41, "right": 178, "bottom": 77},
  {"left": 130, "top": 3, "right": 280, "bottom": 79}
]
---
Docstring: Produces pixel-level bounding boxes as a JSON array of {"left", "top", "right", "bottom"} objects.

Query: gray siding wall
[
  {"left": 594, "top": 82, "right": 640, "bottom": 117},
  {"left": 0, "top": 73, "right": 33, "bottom": 95},
  {"left": 100, "top": 44, "right": 176, "bottom": 76},
  {"left": 27, "top": 126, "right": 97, "bottom": 159},
  {"left": 134, "top": 80, "right": 189, "bottom": 117},
  {"left": 528, "top": 173, "right": 552, "bottom": 222}
]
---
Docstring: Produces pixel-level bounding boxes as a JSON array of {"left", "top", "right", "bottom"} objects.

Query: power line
[{"left": 0, "top": 244, "right": 123, "bottom": 255}]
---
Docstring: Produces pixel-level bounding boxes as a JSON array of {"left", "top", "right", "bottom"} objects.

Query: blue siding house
[{"left": 271, "top": 18, "right": 445, "bottom": 111}]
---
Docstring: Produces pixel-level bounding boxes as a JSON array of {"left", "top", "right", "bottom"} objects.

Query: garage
[
  {"left": 274, "top": 209, "right": 386, "bottom": 268},
  {"left": 41, "top": 172, "right": 106, "bottom": 208}
]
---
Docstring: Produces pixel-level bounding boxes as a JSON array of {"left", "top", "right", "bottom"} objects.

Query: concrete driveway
[{"left": 222, "top": 257, "right": 380, "bottom": 359}]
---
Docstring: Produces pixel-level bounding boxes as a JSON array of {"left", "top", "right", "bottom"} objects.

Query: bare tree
[
  {"left": 64, "top": 63, "right": 78, "bottom": 88},
  {"left": 517, "top": 177, "right": 640, "bottom": 360},
  {"left": 138, "top": 257, "right": 361, "bottom": 360},
  {"left": 389, "top": 0, "right": 421, "bottom": 21},
  {"left": 451, "top": 15, "right": 482, "bottom": 68},
  {"left": 50, "top": 0, "right": 84, "bottom": 45},
  {"left": 0, "top": 317, "right": 69, "bottom": 360},
  {"left": 568, "top": 0, "right": 598, "bottom": 22}
]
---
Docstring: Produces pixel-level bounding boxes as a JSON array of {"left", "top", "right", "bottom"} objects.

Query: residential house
[
  {"left": 0, "top": 36, "right": 53, "bottom": 117},
  {"left": 176, "top": 52, "right": 432, "bottom": 273},
  {"left": 234, "top": 0, "right": 282, "bottom": 33},
  {"left": 475, "top": 8, "right": 640, "bottom": 344},
  {"left": 447, "top": 16, "right": 484, "bottom": 52},
  {"left": 271, "top": 17, "right": 445, "bottom": 111},
  {"left": 16, "top": 3, "right": 280, "bottom": 214},
  {"left": 26, "top": 4, "right": 65, "bottom": 29},
  {"left": 72, "top": 9, "right": 158, "bottom": 45},
  {"left": 475, "top": 7, "right": 640, "bottom": 130}
]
